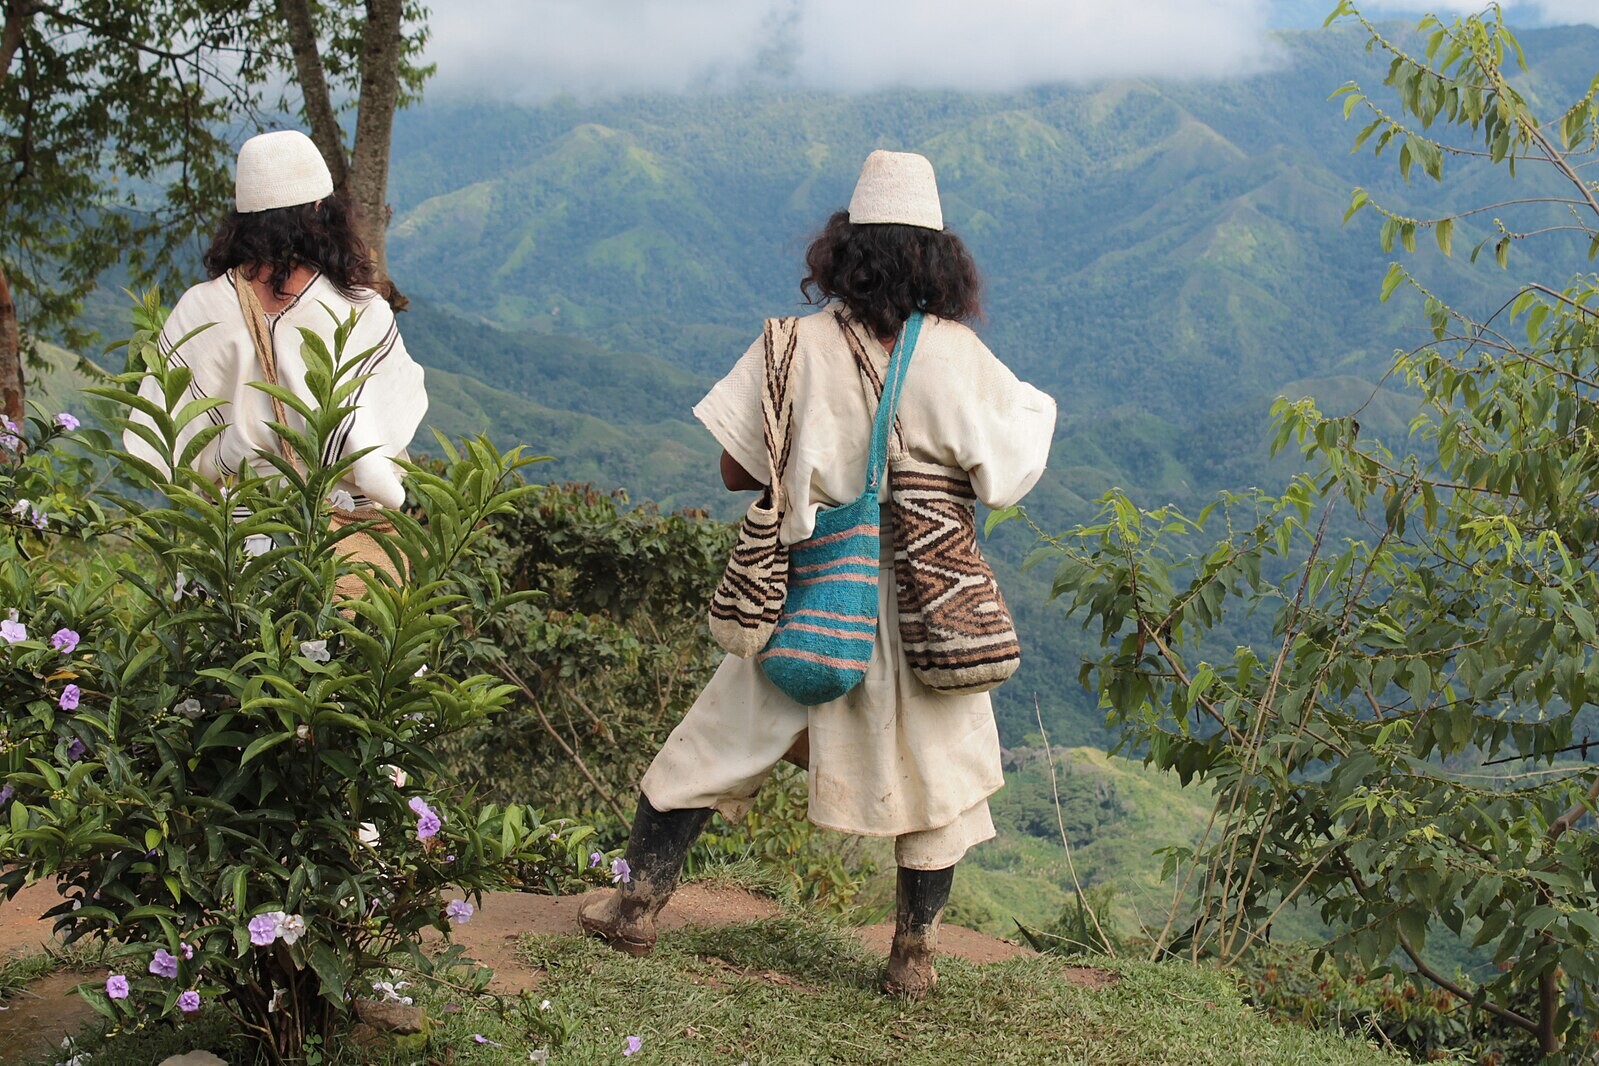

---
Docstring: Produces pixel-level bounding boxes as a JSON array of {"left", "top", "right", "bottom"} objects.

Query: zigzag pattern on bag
[
  {"left": 707, "top": 318, "right": 799, "bottom": 658},
  {"left": 891, "top": 460, "right": 1021, "bottom": 693},
  {"left": 709, "top": 504, "right": 787, "bottom": 629}
]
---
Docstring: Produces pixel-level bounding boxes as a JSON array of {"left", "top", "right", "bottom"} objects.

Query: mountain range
[{"left": 77, "top": 22, "right": 1598, "bottom": 747}]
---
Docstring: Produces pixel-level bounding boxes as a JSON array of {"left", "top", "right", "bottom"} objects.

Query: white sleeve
[
  {"left": 691, "top": 333, "right": 767, "bottom": 482},
  {"left": 953, "top": 344, "right": 1057, "bottom": 510},
  {"left": 327, "top": 303, "right": 428, "bottom": 509}
]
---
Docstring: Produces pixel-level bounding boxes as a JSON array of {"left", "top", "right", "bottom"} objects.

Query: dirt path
[{"left": 0, "top": 880, "right": 1050, "bottom": 1062}]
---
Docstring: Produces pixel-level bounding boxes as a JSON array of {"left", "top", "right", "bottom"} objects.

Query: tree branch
[{"left": 275, "top": 0, "right": 349, "bottom": 192}]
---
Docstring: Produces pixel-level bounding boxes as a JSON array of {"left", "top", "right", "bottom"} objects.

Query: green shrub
[{"left": 0, "top": 294, "right": 595, "bottom": 1063}]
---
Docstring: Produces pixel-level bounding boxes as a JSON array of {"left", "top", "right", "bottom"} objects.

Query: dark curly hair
[
  {"left": 202, "top": 195, "right": 374, "bottom": 301},
  {"left": 800, "top": 210, "right": 982, "bottom": 341}
]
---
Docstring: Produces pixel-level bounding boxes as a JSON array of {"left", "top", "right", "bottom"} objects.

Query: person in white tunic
[
  {"left": 579, "top": 150, "right": 1056, "bottom": 997},
  {"left": 123, "top": 130, "right": 426, "bottom": 579}
]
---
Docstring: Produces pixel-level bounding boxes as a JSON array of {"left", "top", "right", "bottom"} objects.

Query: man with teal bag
[{"left": 579, "top": 150, "right": 1057, "bottom": 997}]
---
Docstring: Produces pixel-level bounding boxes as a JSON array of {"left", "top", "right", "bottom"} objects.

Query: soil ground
[{"left": 0, "top": 879, "right": 1070, "bottom": 1064}]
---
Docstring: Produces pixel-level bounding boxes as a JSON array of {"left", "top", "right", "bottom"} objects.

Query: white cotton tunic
[
  {"left": 123, "top": 272, "right": 427, "bottom": 509},
  {"left": 641, "top": 307, "right": 1057, "bottom": 846}
]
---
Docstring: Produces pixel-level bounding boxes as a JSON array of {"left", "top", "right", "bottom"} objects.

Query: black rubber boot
[
  {"left": 578, "top": 794, "right": 712, "bottom": 956},
  {"left": 884, "top": 865, "right": 954, "bottom": 998}
]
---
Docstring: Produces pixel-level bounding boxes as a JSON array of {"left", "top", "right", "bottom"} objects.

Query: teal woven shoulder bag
[{"left": 758, "top": 312, "right": 922, "bottom": 705}]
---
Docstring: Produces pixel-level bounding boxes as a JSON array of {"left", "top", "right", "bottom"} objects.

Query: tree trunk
[
  {"left": 1, "top": 1, "right": 30, "bottom": 79},
  {"left": 349, "top": 0, "right": 404, "bottom": 307},
  {"left": 3, "top": 3, "right": 39, "bottom": 420},
  {"left": 0, "top": 264, "right": 23, "bottom": 423},
  {"left": 274, "top": 0, "right": 349, "bottom": 195}
]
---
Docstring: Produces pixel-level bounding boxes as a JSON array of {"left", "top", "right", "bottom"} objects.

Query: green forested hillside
[{"left": 375, "top": 23, "right": 1598, "bottom": 746}]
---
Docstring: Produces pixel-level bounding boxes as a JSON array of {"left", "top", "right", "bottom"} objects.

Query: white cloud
[
  {"left": 1360, "top": 0, "right": 1599, "bottom": 26},
  {"left": 423, "top": 0, "right": 1281, "bottom": 101}
]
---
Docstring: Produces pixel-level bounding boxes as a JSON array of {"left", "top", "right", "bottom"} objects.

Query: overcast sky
[{"left": 419, "top": 1, "right": 1599, "bottom": 101}]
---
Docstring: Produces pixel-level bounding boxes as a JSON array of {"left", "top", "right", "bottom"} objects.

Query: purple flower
[
  {"left": 178, "top": 989, "right": 201, "bottom": 1013},
  {"left": 149, "top": 948, "right": 178, "bottom": 979},
  {"left": 589, "top": 851, "right": 603, "bottom": 869},
  {"left": 2, "top": 416, "right": 18, "bottom": 434},
  {"left": 472, "top": 1034, "right": 503, "bottom": 1046},
  {"left": 105, "top": 973, "right": 129, "bottom": 1000},
  {"left": 0, "top": 619, "right": 26, "bottom": 643},
  {"left": 66, "top": 737, "right": 87, "bottom": 761},
  {"left": 55, "top": 413, "right": 80, "bottom": 431},
  {"left": 0, "top": 434, "right": 19, "bottom": 451},
  {"left": 611, "top": 858, "right": 632, "bottom": 885},
  {"left": 410, "top": 796, "right": 442, "bottom": 841},
  {"left": 180, "top": 942, "right": 194, "bottom": 960},
  {"left": 0, "top": 783, "right": 12, "bottom": 805},
  {"left": 60, "top": 684, "right": 81, "bottom": 711},
  {"left": 445, "top": 899, "right": 474, "bottom": 926},
  {"left": 623, "top": 1035, "right": 643, "bottom": 1056},
  {"left": 30, "top": 509, "right": 46, "bottom": 530},
  {"left": 50, "top": 628, "right": 80, "bottom": 654},
  {"left": 248, "top": 913, "right": 278, "bottom": 947}
]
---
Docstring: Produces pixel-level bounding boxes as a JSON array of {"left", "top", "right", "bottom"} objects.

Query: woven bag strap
[
  {"left": 836, "top": 308, "right": 909, "bottom": 459},
  {"left": 864, "top": 312, "right": 921, "bottom": 493},
  {"left": 760, "top": 317, "right": 798, "bottom": 513},
  {"left": 232, "top": 270, "right": 300, "bottom": 473}
]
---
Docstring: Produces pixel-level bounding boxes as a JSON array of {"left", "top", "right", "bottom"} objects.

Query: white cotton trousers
[{"left": 641, "top": 552, "right": 1004, "bottom": 871}]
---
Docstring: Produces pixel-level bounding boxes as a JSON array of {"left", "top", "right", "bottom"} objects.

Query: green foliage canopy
[
  {"left": 0, "top": 293, "right": 595, "bottom": 1063},
  {"left": 1021, "top": 5, "right": 1599, "bottom": 1057}
]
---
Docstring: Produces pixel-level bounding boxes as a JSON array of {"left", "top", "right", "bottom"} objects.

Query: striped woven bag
[
  {"left": 707, "top": 318, "right": 798, "bottom": 657},
  {"left": 758, "top": 312, "right": 922, "bottom": 705},
  {"left": 889, "top": 460, "right": 1021, "bottom": 693}
]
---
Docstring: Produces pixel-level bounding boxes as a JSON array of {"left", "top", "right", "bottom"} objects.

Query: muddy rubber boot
[
  {"left": 577, "top": 795, "right": 712, "bottom": 957},
  {"left": 883, "top": 865, "right": 954, "bottom": 999}
]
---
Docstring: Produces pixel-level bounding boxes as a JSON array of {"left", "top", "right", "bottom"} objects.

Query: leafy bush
[
  {"left": 434, "top": 480, "right": 731, "bottom": 828},
  {"left": 433, "top": 477, "right": 876, "bottom": 911},
  {"left": 0, "top": 294, "right": 594, "bottom": 1062},
  {"left": 1019, "top": 7, "right": 1599, "bottom": 1057},
  {"left": 1235, "top": 946, "right": 1581, "bottom": 1065}
]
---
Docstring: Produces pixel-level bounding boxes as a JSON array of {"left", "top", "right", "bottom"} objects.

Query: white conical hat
[
  {"left": 235, "top": 130, "right": 334, "bottom": 213},
  {"left": 847, "top": 150, "right": 943, "bottom": 230}
]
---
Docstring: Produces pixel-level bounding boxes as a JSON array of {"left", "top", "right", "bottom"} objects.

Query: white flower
[
  {"left": 276, "top": 912, "right": 306, "bottom": 946},
  {"left": 386, "top": 765, "right": 408, "bottom": 788},
  {"left": 413, "top": 664, "right": 429, "bottom": 678},
  {"left": 371, "top": 980, "right": 413, "bottom": 1005},
  {"left": 10, "top": 499, "right": 29, "bottom": 517},
  {"left": 299, "top": 639, "right": 330, "bottom": 663},
  {"left": 243, "top": 534, "right": 273, "bottom": 557},
  {"left": 539, "top": 999, "right": 551, "bottom": 1012},
  {"left": 172, "top": 571, "right": 188, "bottom": 603},
  {"left": 295, "top": 724, "right": 310, "bottom": 741},
  {"left": 328, "top": 489, "right": 356, "bottom": 512},
  {"left": 175, "top": 698, "right": 204, "bottom": 719},
  {"left": 357, "top": 822, "right": 380, "bottom": 846}
]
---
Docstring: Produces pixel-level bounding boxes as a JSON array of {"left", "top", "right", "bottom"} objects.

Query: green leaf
[
  {"left": 1380, "top": 262, "right": 1406, "bottom": 302},
  {"left": 309, "top": 942, "right": 348, "bottom": 1003},
  {"left": 239, "top": 732, "right": 293, "bottom": 765},
  {"left": 984, "top": 505, "right": 1020, "bottom": 537},
  {"left": 1434, "top": 217, "right": 1453, "bottom": 256}
]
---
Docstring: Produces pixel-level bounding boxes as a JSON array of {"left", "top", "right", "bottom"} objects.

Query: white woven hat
[
  {"left": 235, "top": 130, "right": 334, "bottom": 213},
  {"left": 847, "top": 150, "right": 943, "bottom": 230}
]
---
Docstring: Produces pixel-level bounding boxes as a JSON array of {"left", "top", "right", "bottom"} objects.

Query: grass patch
[{"left": 7, "top": 903, "right": 1412, "bottom": 1065}]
